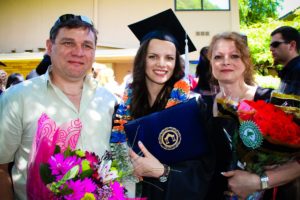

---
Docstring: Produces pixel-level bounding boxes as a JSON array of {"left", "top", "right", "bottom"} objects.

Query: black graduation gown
[{"left": 138, "top": 97, "right": 215, "bottom": 200}]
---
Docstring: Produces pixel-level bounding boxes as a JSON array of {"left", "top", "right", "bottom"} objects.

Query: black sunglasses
[
  {"left": 55, "top": 14, "right": 93, "bottom": 26},
  {"left": 270, "top": 41, "right": 287, "bottom": 48}
]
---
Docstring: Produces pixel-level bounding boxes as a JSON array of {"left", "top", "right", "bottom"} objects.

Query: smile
[{"left": 154, "top": 69, "right": 168, "bottom": 75}]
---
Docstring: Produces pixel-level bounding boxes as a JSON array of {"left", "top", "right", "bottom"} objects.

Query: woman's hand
[
  {"left": 130, "top": 141, "right": 164, "bottom": 178},
  {"left": 222, "top": 170, "right": 260, "bottom": 200}
]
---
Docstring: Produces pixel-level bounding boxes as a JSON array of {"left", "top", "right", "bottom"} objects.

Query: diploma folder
[{"left": 124, "top": 98, "right": 208, "bottom": 165}]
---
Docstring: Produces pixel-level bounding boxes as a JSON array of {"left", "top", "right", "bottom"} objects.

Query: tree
[{"left": 239, "top": 0, "right": 283, "bottom": 25}]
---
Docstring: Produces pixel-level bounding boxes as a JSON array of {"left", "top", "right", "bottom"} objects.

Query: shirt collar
[{"left": 43, "top": 65, "right": 98, "bottom": 91}]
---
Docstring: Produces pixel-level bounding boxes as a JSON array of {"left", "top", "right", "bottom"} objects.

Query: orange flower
[{"left": 174, "top": 80, "right": 190, "bottom": 94}]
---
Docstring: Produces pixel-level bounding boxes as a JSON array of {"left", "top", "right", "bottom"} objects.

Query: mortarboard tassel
[{"left": 184, "top": 34, "right": 189, "bottom": 78}]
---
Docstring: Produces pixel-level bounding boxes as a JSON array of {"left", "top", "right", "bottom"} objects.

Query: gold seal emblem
[{"left": 158, "top": 127, "right": 181, "bottom": 150}]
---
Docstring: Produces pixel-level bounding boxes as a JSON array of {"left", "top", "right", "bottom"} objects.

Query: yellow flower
[{"left": 81, "top": 193, "right": 96, "bottom": 200}]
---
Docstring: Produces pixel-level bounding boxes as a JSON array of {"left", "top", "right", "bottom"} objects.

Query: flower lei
[{"left": 110, "top": 79, "right": 190, "bottom": 181}]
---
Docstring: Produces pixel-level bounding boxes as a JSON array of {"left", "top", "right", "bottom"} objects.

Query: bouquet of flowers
[
  {"left": 236, "top": 99, "right": 300, "bottom": 174},
  {"left": 26, "top": 113, "right": 126, "bottom": 200},
  {"left": 39, "top": 146, "right": 125, "bottom": 200}
]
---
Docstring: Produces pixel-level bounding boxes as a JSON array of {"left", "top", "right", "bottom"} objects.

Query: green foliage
[
  {"left": 203, "top": 0, "right": 220, "bottom": 9},
  {"left": 49, "top": 165, "right": 79, "bottom": 195},
  {"left": 40, "top": 163, "right": 55, "bottom": 184},
  {"left": 255, "top": 74, "right": 280, "bottom": 89},
  {"left": 176, "top": 0, "right": 222, "bottom": 10},
  {"left": 80, "top": 160, "right": 93, "bottom": 179},
  {"left": 176, "top": 0, "right": 201, "bottom": 10},
  {"left": 240, "top": 6, "right": 300, "bottom": 75},
  {"left": 239, "top": 0, "right": 283, "bottom": 25}
]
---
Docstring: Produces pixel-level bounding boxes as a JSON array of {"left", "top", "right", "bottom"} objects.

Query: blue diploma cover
[{"left": 124, "top": 97, "right": 208, "bottom": 165}]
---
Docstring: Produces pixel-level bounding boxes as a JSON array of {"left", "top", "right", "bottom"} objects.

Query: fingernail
[
  {"left": 138, "top": 141, "right": 142, "bottom": 145},
  {"left": 221, "top": 172, "right": 225, "bottom": 175}
]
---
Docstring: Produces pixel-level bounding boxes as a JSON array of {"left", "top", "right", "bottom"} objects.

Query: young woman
[{"left": 110, "top": 9, "right": 214, "bottom": 200}]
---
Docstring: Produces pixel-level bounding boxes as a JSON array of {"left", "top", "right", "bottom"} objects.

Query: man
[
  {"left": 270, "top": 26, "right": 300, "bottom": 94},
  {"left": 0, "top": 14, "right": 117, "bottom": 199}
]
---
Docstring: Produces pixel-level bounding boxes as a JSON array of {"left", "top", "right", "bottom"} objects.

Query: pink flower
[
  {"left": 48, "top": 153, "right": 81, "bottom": 181},
  {"left": 64, "top": 178, "right": 97, "bottom": 200},
  {"left": 238, "top": 100, "right": 253, "bottom": 112},
  {"left": 85, "top": 151, "right": 99, "bottom": 167},
  {"left": 108, "top": 181, "right": 125, "bottom": 200}
]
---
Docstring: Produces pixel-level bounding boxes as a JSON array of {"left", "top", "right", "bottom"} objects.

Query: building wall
[
  {"left": 0, "top": 0, "right": 95, "bottom": 54},
  {"left": 0, "top": 0, "right": 239, "bottom": 80},
  {"left": 98, "top": 0, "right": 240, "bottom": 59}
]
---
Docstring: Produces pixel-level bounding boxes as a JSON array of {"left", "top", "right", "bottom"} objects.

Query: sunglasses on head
[
  {"left": 270, "top": 41, "right": 287, "bottom": 48},
  {"left": 55, "top": 14, "right": 93, "bottom": 26}
]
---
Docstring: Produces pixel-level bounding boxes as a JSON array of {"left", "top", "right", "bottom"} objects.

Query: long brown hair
[{"left": 130, "top": 39, "right": 184, "bottom": 119}]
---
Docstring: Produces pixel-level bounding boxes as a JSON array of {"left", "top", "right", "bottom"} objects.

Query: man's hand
[{"left": 0, "top": 163, "right": 14, "bottom": 199}]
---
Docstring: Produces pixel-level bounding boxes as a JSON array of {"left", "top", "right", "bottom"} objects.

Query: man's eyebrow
[{"left": 59, "top": 37, "right": 75, "bottom": 42}]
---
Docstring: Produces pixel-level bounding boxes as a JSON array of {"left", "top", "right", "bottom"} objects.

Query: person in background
[
  {"left": 193, "top": 46, "right": 218, "bottom": 115},
  {"left": 6, "top": 73, "right": 24, "bottom": 89},
  {"left": 92, "top": 62, "right": 122, "bottom": 97},
  {"left": 0, "top": 14, "right": 117, "bottom": 200},
  {"left": 26, "top": 54, "right": 52, "bottom": 79},
  {"left": 0, "top": 70, "right": 6, "bottom": 94},
  {"left": 91, "top": 61, "right": 106, "bottom": 78},
  {"left": 206, "top": 31, "right": 300, "bottom": 200},
  {"left": 0, "top": 66, "right": 7, "bottom": 95},
  {"left": 270, "top": 26, "right": 300, "bottom": 95},
  {"left": 194, "top": 46, "right": 211, "bottom": 94}
]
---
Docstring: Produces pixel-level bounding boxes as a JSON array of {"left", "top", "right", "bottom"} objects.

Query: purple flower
[
  {"left": 98, "top": 185, "right": 112, "bottom": 200},
  {"left": 48, "top": 153, "right": 81, "bottom": 181},
  {"left": 64, "top": 178, "right": 97, "bottom": 200}
]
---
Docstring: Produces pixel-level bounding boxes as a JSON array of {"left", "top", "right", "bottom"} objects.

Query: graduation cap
[{"left": 128, "top": 9, "right": 196, "bottom": 55}]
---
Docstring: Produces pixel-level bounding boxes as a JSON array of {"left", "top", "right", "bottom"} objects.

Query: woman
[
  {"left": 110, "top": 9, "right": 214, "bottom": 200},
  {"left": 207, "top": 32, "right": 300, "bottom": 200}
]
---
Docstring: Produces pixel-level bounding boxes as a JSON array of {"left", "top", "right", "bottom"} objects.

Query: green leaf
[
  {"left": 54, "top": 145, "right": 61, "bottom": 154},
  {"left": 39, "top": 163, "right": 55, "bottom": 184},
  {"left": 80, "top": 160, "right": 93, "bottom": 178},
  {"left": 62, "top": 165, "right": 80, "bottom": 181},
  {"left": 60, "top": 184, "right": 73, "bottom": 195},
  {"left": 81, "top": 160, "right": 91, "bottom": 172},
  {"left": 80, "top": 168, "right": 93, "bottom": 179},
  {"left": 75, "top": 149, "right": 85, "bottom": 157},
  {"left": 63, "top": 147, "right": 73, "bottom": 157}
]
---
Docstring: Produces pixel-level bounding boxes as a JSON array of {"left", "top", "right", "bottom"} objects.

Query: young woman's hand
[{"left": 130, "top": 141, "right": 164, "bottom": 178}]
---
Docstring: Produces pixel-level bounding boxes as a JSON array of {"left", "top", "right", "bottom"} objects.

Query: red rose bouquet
[{"left": 236, "top": 99, "right": 300, "bottom": 174}]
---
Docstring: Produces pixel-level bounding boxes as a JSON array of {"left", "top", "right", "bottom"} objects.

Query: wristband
[
  {"left": 159, "top": 164, "right": 170, "bottom": 183},
  {"left": 260, "top": 173, "right": 269, "bottom": 190}
]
